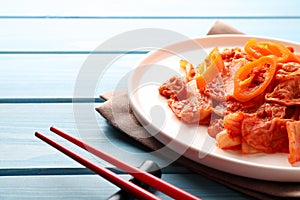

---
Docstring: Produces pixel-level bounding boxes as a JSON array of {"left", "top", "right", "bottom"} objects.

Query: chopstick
[
  {"left": 35, "top": 131, "right": 160, "bottom": 200},
  {"left": 39, "top": 126, "right": 202, "bottom": 200}
]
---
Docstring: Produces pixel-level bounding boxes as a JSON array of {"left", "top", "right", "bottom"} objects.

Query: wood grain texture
[
  {"left": 0, "top": 174, "right": 251, "bottom": 200},
  {"left": 0, "top": 1, "right": 297, "bottom": 199},
  {"left": 0, "top": 0, "right": 299, "bottom": 17},
  {"left": 0, "top": 19, "right": 299, "bottom": 51},
  {"left": 0, "top": 54, "right": 141, "bottom": 98},
  {"left": 0, "top": 103, "right": 175, "bottom": 169}
]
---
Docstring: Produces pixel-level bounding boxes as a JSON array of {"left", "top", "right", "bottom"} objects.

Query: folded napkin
[{"left": 96, "top": 21, "right": 300, "bottom": 200}]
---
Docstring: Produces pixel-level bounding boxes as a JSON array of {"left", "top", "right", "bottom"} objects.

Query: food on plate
[{"left": 158, "top": 39, "right": 300, "bottom": 165}]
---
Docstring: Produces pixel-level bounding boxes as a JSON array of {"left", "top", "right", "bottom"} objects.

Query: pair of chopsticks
[{"left": 35, "top": 126, "right": 201, "bottom": 200}]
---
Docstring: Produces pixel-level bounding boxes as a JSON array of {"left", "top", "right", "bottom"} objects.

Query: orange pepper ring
[{"left": 233, "top": 55, "right": 277, "bottom": 102}]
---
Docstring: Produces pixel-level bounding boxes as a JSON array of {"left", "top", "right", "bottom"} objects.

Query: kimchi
[{"left": 158, "top": 39, "right": 300, "bottom": 165}]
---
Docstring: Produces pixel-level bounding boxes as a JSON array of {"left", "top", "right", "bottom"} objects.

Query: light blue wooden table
[{"left": 1, "top": 1, "right": 300, "bottom": 199}]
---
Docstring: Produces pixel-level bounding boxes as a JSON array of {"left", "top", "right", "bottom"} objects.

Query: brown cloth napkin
[{"left": 96, "top": 21, "right": 300, "bottom": 200}]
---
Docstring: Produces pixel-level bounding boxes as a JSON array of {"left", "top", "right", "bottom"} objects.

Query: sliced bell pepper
[
  {"left": 245, "top": 39, "right": 300, "bottom": 63},
  {"left": 194, "top": 47, "right": 225, "bottom": 91},
  {"left": 180, "top": 59, "right": 195, "bottom": 82},
  {"left": 207, "top": 46, "right": 225, "bottom": 72},
  {"left": 233, "top": 55, "right": 277, "bottom": 102}
]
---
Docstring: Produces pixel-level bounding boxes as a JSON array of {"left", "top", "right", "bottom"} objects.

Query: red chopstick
[
  {"left": 35, "top": 131, "right": 161, "bottom": 200},
  {"left": 48, "top": 126, "right": 201, "bottom": 200}
]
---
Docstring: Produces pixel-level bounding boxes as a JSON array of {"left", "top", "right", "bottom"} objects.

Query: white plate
[{"left": 128, "top": 34, "right": 300, "bottom": 182}]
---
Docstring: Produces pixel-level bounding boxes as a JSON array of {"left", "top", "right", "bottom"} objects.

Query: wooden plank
[
  {"left": 0, "top": 19, "right": 299, "bottom": 51},
  {"left": 0, "top": 54, "right": 142, "bottom": 98},
  {"left": 0, "top": 19, "right": 212, "bottom": 51},
  {"left": 2, "top": 17, "right": 300, "bottom": 99},
  {"left": 0, "top": 0, "right": 299, "bottom": 17},
  {"left": 0, "top": 174, "right": 252, "bottom": 200},
  {"left": 0, "top": 103, "right": 183, "bottom": 169}
]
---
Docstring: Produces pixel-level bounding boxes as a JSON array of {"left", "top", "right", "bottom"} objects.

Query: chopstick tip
[
  {"left": 50, "top": 126, "right": 55, "bottom": 131},
  {"left": 34, "top": 131, "right": 44, "bottom": 139}
]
